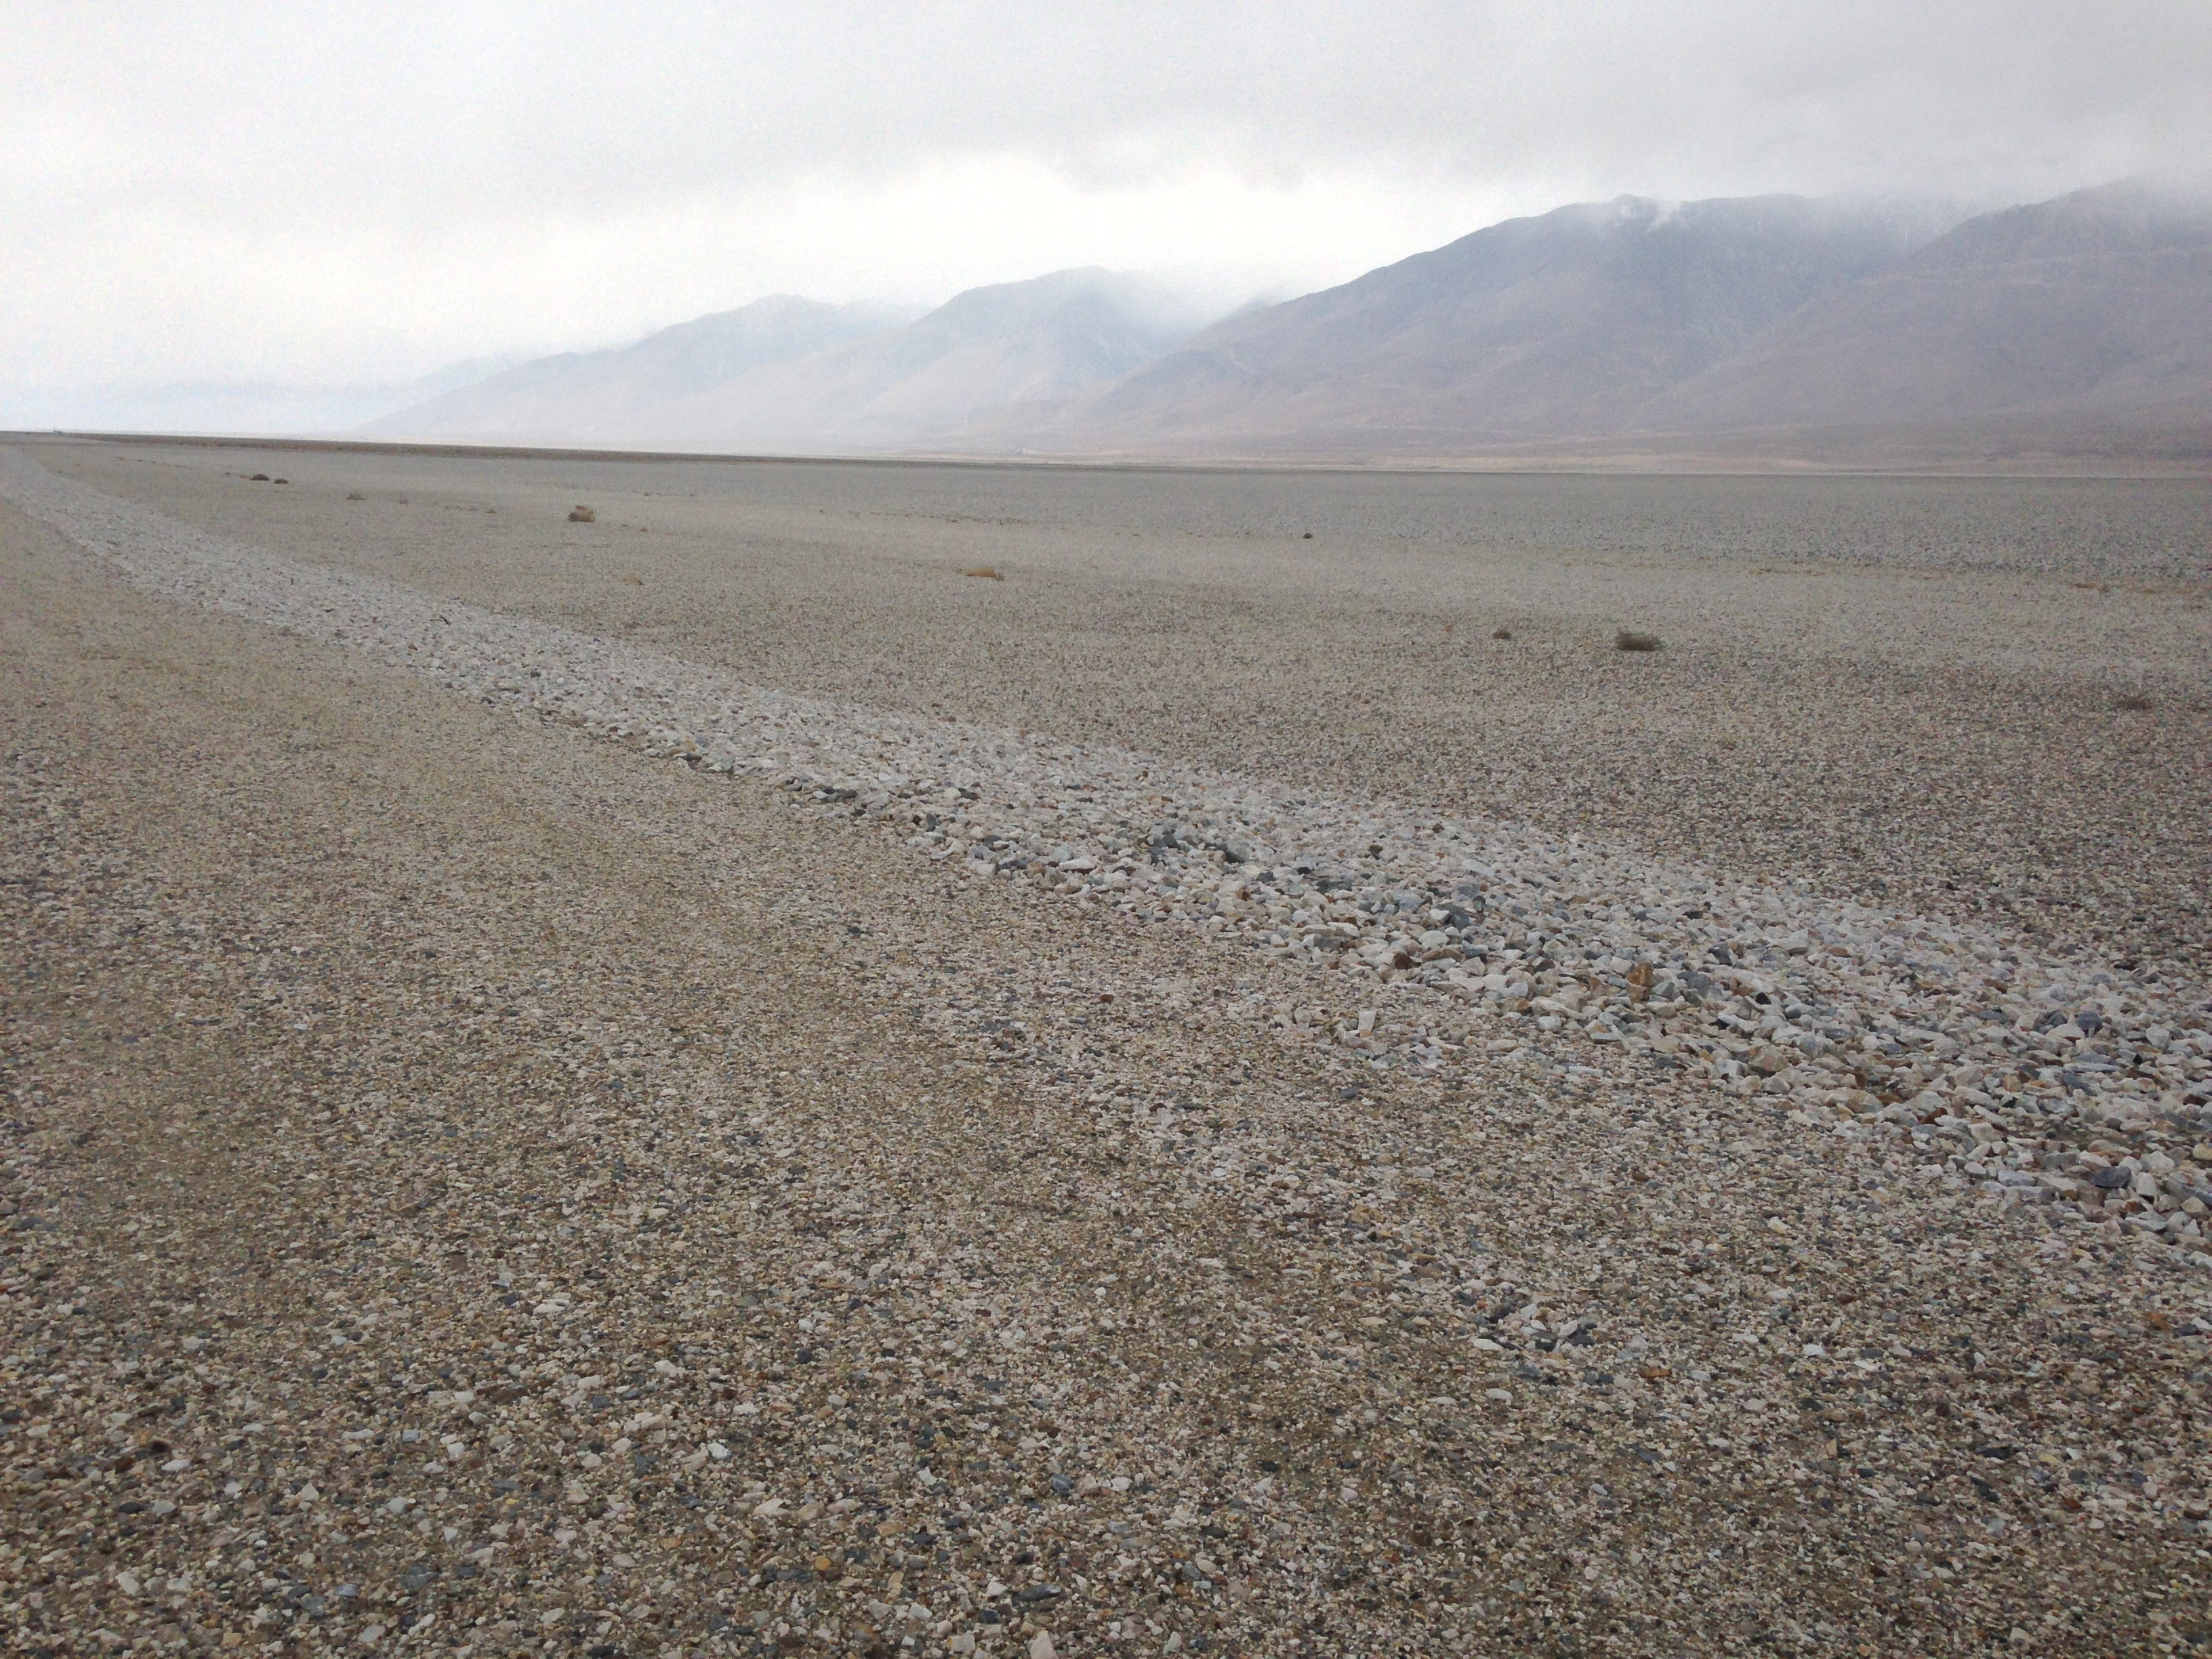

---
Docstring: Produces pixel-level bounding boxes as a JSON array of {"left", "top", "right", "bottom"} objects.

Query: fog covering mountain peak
[
  {"left": 367, "top": 182, "right": 2212, "bottom": 464},
  {"left": 361, "top": 295, "right": 920, "bottom": 447},
  {"left": 1633, "top": 180, "right": 2212, "bottom": 443},
  {"left": 965, "top": 191, "right": 1973, "bottom": 453},
  {"left": 366, "top": 270, "right": 1227, "bottom": 453}
]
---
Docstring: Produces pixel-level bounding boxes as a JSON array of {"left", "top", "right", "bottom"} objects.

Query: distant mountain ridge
[
  {"left": 972, "top": 192, "right": 1967, "bottom": 453},
  {"left": 1634, "top": 182, "right": 2212, "bottom": 438},
  {"left": 366, "top": 271, "right": 1223, "bottom": 453},
  {"left": 361, "top": 296, "right": 918, "bottom": 447},
  {"left": 1, "top": 354, "right": 528, "bottom": 439},
  {"left": 998, "top": 182, "right": 2212, "bottom": 460},
  {"left": 365, "top": 181, "right": 2212, "bottom": 464}
]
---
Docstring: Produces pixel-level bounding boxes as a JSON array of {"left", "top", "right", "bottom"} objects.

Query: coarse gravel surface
[
  {"left": 7, "top": 445, "right": 2211, "bottom": 1240},
  {"left": 5, "top": 442, "right": 2212, "bottom": 1659},
  {"left": 31, "top": 441, "right": 2212, "bottom": 980}
]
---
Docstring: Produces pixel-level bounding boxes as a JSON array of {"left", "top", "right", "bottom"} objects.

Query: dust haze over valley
[{"left": 9, "top": 6, "right": 2212, "bottom": 1659}]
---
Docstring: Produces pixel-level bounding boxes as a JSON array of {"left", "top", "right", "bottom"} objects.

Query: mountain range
[
  {"left": 360, "top": 297, "right": 915, "bottom": 448},
  {"left": 364, "top": 272, "right": 1222, "bottom": 454},
  {"left": 364, "top": 180, "right": 2212, "bottom": 464}
]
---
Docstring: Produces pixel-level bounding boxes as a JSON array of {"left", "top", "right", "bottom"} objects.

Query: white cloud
[{"left": 3, "top": 0, "right": 2207, "bottom": 390}]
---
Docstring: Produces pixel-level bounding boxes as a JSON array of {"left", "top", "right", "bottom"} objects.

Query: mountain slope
[
  {"left": 361, "top": 184, "right": 2211, "bottom": 463},
  {"left": 636, "top": 268, "right": 1218, "bottom": 452},
  {"left": 365, "top": 271, "right": 1220, "bottom": 453},
  {"left": 1635, "top": 182, "right": 2212, "bottom": 436},
  {"left": 983, "top": 194, "right": 1961, "bottom": 454},
  {"left": 363, "top": 296, "right": 915, "bottom": 445}
]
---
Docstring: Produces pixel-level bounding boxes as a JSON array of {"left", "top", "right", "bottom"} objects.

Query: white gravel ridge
[{"left": 6, "top": 445, "right": 2209, "bottom": 1251}]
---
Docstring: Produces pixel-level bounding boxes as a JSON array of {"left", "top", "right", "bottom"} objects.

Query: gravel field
[
  {"left": 6, "top": 440, "right": 2212, "bottom": 1657},
  {"left": 29, "top": 441, "right": 2212, "bottom": 980}
]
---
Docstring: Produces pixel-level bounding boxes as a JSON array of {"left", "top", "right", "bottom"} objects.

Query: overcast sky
[{"left": 5, "top": 0, "right": 2209, "bottom": 396}]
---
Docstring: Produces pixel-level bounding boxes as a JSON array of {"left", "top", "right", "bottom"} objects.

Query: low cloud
[{"left": 5, "top": 0, "right": 2208, "bottom": 390}]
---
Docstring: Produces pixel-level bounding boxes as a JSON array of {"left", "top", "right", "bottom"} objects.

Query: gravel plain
[
  {"left": 33, "top": 441, "right": 2212, "bottom": 981},
  {"left": 5, "top": 438, "right": 2212, "bottom": 1658}
]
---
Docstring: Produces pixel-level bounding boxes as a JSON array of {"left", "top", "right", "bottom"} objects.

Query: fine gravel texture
[{"left": 5, "top": 441, "right": 2212, "bottom": 1659}]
